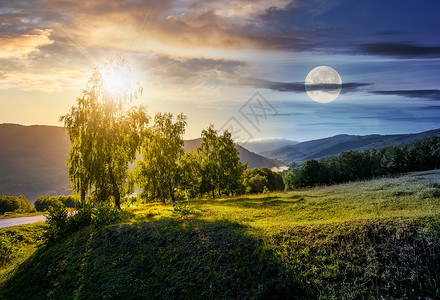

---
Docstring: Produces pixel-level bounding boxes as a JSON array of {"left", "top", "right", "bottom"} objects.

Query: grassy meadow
[
  {"left": 1, "top": 170, "right": 440, "bottom": 299},
  {"left": 128, "top": 169, "right": 440, "bottom": 229}
]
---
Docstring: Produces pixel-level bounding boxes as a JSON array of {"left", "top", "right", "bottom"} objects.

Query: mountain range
[
  {"left": 183, "top": 138, "right": 282, "bottom": 169},
  {"left": 262, "top": 129, "right": 440, "bottom": 164}
]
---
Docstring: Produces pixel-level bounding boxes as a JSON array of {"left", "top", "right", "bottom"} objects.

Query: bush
[
  {"left": 244, "top": 168, "right": 284, "bottom": 194},
  {"left": 34, "top": 196, "right": 64, "bottom": 212},
  {"left": 43, "top": 202, "right": 122, "bottom": 243},
  {"left": 92, "top": 205, "right": 121, "bottom": 228},
  {"left": 0, "top": 195, "right": 33, "bottom": 214},
  {"left": 58, "top": 196, "right": 76, "bottom": 208},
  {"left": 173, "top": 201, "right": 194, "bottom": 220},
  {"left": 43, "top": 204, "right": 69, "bottom": 243},
  {"left": 68, "top": 203, "right": 93, "bottom": 230}
]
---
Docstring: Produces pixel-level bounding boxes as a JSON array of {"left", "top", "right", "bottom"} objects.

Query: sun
[{"left": 98, "top": 57, "right": 142, "bottom": 104}]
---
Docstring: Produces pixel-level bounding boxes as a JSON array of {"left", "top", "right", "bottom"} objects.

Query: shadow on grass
[
  {"left": 0, "top": 218, "right": 305, "bottom": 300},
  {"left": 201, "top": 194, "right": 309, "bottom": 210},
  {"left": 3, "top": 215, "right": 440, "bottom": 299}
]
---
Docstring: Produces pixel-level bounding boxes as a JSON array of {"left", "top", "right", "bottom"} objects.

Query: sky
[{"left": 1, "top": 0, "right": 440, "bottom": 142}]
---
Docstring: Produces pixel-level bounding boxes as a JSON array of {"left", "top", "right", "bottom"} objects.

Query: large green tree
[
  {"left": 61, "top": 57, "right": 148, "bottom": 209},
  {"left": 135, "top": 113, "right": 187, "bottom": 203},
  {"left": 198, "top": 125, "right": 246, "bottom": 197}
]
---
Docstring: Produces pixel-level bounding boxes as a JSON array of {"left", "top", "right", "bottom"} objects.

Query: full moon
[{"left": 305, "top": 66, "right": 342, "bottom": 103}]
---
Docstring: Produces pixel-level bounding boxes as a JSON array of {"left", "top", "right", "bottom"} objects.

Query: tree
[
  {"left": 197, "top": 125, "right": 246, "bottom": 197},
  {"left": 0, "top": 195, "right": 33, "bottom": 214},
  {"left": 216, "top": 130, "right": 247, "bottom": 196},
  {"left": 179, "top": 149, "right": 202, "bottom": 199},
  {"left": 136, "top": 113, "right": 187, "bottom": 203},
  {"left": 61, "top": 57, "right": 148, "bottom": 209},
  {"left": 34, "top": 196, "right": 63, "bottom": 212}
]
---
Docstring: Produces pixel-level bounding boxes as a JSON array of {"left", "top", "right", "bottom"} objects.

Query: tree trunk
[
  {"left": 108, "top": 164, "right": 121, "bottom": 209},
  {"left": 169, "top": 182, "right": 175, "bottom": 203},
  {"left": 114, "top": 188, "right": 121, "bottom": 210},
  {"left": 81, "top": 188, "right": 86, "bottom": 203}
]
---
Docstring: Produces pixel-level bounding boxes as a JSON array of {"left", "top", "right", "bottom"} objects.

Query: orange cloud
[{"left": 0, "top": 29, "right": 54, "bottom": 59}]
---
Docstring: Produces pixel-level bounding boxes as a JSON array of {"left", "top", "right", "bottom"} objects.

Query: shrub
[
  {"left": 43, "top": 204, "right": 69, "bottom": 243},
  {"left": 173, "top": 201, "right": 194, "bottom": 220},
  {"left": 58, "top": 196, "right": 76, "bottom": 208},
  {"left": 34, "top": 196, "right": 63, "bottom": 212},
  {"left": 68, "top": 203, "right": 93, "bottom": 230},
  {"left": 0, "top": 195, "right": 33, "bottom": 214},
  {"left": 92, "top": 205, "right": 121, "bottom": 228},
  {"left": 244, "top": 168, "right": 284, "bottom": 194},
  {"left": 247, "top": 174, "right": 268, "bottom": 193},
  {"left": 43, "top": 202, "right": 122, "bottom": 243}
]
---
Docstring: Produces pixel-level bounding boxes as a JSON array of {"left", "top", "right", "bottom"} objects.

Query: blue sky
[{"left": 0, "top": 0, "right": 439, "bottom": 141}]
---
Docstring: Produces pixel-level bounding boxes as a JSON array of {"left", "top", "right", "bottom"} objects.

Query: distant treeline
[
  {"left": 0, "top": 195, "right": 76, "bottom": 215},
  {"left": 283, "top": 136, "right": 440, "bottom": 189},
  {"left": 0, "top": 195, "right": 34, "bottom": 214},
  {"left": 34, "top": 196, "right": 76, "bottom": 212}
]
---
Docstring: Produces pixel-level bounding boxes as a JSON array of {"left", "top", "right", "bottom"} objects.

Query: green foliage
[
  {"left": 0, "top": 195, "right": 33, "bottom": 214},
  {"left": 179, "top": 149, "right": 202, "bottom": 199},
  {"left": 172, "top": 201, "right": 194, "bottom": 220},
  {"left": 34, "top": 196, "right": 64, "bottom": 212},
  {"left": 283, "top": 136, "right": 440, "bottom": 189},
  {"left": 61, "top": 57, "right": 148, "bottom": 209},
  {"left": 0, "top": 235, "right": 14, "bottom": 266},
  {"left": 92, "top": 204, "right": 121, "bottom": 228},
  {"left": 57, "top": 195, "right": 76, "bottom": 208},
  {"left": 68, "top": 203, "right": 93, "bottom": 230},
  {"left": 0, "top": 224, "right": 43, "bottom": 277},
  {"left": 135, "top": 112, "right": 187, "bottom": 203},
  {"left": 197, "top": 125, "right": 246, "bottom": 198},
  {"left": 43, "top": 204, "right": 69, "bottom": 243},
  {"left": 244, "top": 167, "right": 284, "bottom": 193},
  {"left": 43, "top": 201, "right": 122, "bottom": 243}
]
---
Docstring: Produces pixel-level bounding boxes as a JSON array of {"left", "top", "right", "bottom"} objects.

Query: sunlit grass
[
  {"left": 124, "top": 170, "right": 440, "bottom": 232},
  {"left": 0, "top": 223, "right": 44, "bottom": 282}
]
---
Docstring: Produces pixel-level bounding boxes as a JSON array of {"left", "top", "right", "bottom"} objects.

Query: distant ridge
[
  {"left": 183, "top": 138, "right": 282, "bottom": 169},
  {"left": 238, "top": 139, "right": 299, "bottom": 155},
  {"left": 0, "top": 124, "right": 72, "bottom": 203},
  {"left": 262, "top": 128, "right": 440, "bottom": 164}
]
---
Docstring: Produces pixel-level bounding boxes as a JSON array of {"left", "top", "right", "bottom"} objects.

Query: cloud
[
  {"left": 186, "top": 0, "right": 294, "bottom": 21},
  {"left": 359, "top": 43, "right": 440, "bottom": 58},
  {"left": 372, "top": 90, "right": 440, "bottom": 101},
  {"left": 0, "top": 29, "right": 54, "bottom": 59},
  {"left": 232, "top": 78, "right": 370, "bottom": 93}
]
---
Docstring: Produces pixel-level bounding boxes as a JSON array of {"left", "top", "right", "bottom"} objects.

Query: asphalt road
[{"left": 0, "top": 215, "right": 46, "bottom": 229}]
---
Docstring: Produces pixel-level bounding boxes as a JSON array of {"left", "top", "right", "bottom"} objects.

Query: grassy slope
[
  {"left": 1, "top": 170, "right": 440, "bottom": 299},
  {"left": 0, "top": 223, "right": 44, "bottom": 282}
]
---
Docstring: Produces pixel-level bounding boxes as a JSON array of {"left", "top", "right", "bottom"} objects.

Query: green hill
[{"left": 1, "top": 170, "right": 440, "bottom": 299}]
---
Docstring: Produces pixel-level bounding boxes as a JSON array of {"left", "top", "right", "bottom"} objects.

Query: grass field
[
  {"left": 1, "top": 170, "right": 440, "bottom": 299},
  {"left": 127, "top": 169, "right": 440, "bottom": 230}
]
